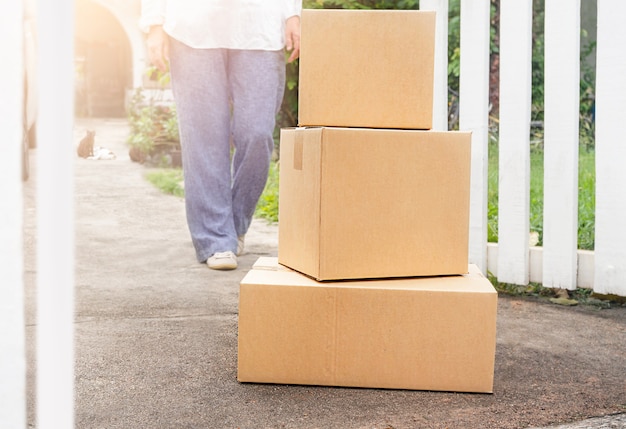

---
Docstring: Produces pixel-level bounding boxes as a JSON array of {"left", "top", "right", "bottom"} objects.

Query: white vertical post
[
  {"left": 36, "top": 0, "right": 75, "bottom": 428},
  {"left": 459, "top": 0, "right": 491, "bottom": 274},
  {"left": 0, "top": 1, "right": 27, "bottom": 428},
  {"left": 496, "top": 0, "right": 533, "bottom": 285},
  {"left": 543, "top": 0, "right": 580, "bottom": 290},
  {"left": 420, "top": 0, "right": 449, "bottom": 131},
  {"left": 594, "top": 0, "right": 626, "bottom": 296}
]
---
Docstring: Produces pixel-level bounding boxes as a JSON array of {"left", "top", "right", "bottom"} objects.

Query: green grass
[
  {"left": 254, "top": 161, "right": 280, "bottom": 223},
  {"left": 578, "top": 151, "right": 596, "bottom": 250},
  {"left": 145, "top": 168, "right": 184, "bottom": 198},
  {"left": 488, "top": 143, "right": 595, "bottom": 250}
]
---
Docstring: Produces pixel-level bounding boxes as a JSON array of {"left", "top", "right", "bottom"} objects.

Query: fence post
[
  {"left": 594, "top": 0, "right": 626, "bottom": 296},
  {"left": 496, "top": 0, "right": 533, "bottom": 285},
  {"left": 543, "top": 0, "right": 580, "bottom": 290},
  {"left": 420, "top": 0, "right": 449, "bottom": 131},
  {"left": 36, "top": 0, "right": 75, "bottom": 428},
  {"left": 459, "top": 0, "right": 491, "bottom": 274},
  {"left": 0, "top": 1, "right": 27, "bottom": 427}
]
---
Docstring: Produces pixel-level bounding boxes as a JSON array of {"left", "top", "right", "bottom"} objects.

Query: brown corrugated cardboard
[
  {"left": 298, "top": 9, "right": 435, "bottom": 129},
  {"left": 278, "top": 127, "right": 471, "bottom": 281},
  {"left": 238, "top": 258, "right": 498, "bottom": 393}
]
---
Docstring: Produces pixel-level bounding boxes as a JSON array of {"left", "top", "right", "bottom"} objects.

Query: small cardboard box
[
  {"left": 298, "top": 9, "right": 435, "bottom": 129},
  {"left": 278, "top": 127, "right": 471, "bottom": 281},
  {"left": 238, "top": 257, "right": 498, "bottom": 393}
]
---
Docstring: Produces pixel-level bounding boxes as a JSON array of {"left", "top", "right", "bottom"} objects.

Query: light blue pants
[{"left": 169, "top": 38, "right": 285, "bottom": 262}]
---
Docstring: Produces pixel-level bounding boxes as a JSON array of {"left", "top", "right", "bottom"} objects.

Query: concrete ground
[{"left": 24, "top": 118, "right": 625, "bottom": 429}]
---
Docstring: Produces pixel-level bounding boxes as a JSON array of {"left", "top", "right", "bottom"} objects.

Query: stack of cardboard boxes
[{"left": 238, "top": 9, "right": 498, "bottom": 393}]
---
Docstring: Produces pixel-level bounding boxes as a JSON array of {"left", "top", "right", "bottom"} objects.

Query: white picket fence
[
  {"left": 2, "top": 1, "right": 626, "bottom": 428},
  {"left": 423, "top": 0, "right": 626, "bottom": 296}
]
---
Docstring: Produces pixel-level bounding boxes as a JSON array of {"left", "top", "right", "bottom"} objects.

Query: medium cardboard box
[
  {"left": 278, "top": 127, "right": 471, "bottom": 281},
  {"left": 238, "top": 257, "right": 498, "bottom": 393},
  {"left": 298, "top": 9, "right": 435, "bottom": 129}
]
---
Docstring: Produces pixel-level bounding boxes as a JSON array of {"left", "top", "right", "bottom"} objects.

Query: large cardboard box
[
  {"left": 238, "top": 257, "right": 498, "bottom": 393},
  {"left": 278, "top": 127, "right": 471, "bottom": 281},
  {"left": 298, "top": 9, "right": 435, "bottom": 129}
]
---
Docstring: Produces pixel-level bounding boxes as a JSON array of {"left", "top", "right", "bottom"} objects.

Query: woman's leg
[
  {"left": 228, "top": 49, "right": 286, "bottom": 237},
  {"left": 169, "top": 39, "right": 237, "bottom": 262}
]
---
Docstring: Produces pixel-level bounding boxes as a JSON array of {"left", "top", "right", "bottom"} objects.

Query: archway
[{"left": 75, "top": 0, "right": 132, "bottom": 117}]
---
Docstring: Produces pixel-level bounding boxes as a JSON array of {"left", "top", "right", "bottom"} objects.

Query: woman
[{"left": 140, "top": 0, "right": 301, "bottom": 270}]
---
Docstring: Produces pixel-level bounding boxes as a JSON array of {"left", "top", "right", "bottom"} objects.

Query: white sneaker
[
  {"left": 237, "top": 235, "right": 245, "bottom": 256},
  {"left": 207, "top": 251, "right": 237, "bottom": 270}
]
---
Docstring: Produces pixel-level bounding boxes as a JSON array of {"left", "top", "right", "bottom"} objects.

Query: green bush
[{"left": 127, "top": 86, "right": 179, "bottom": 149}]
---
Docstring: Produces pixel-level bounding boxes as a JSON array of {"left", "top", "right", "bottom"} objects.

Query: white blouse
[{"left": 140, "top": 0, "right": 302, "bottom": 51}]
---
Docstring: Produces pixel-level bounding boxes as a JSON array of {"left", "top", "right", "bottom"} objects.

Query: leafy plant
[
  {"left": 127, "top": 69, "right": 180, "bottom": 167},
  {"left": 254, "top": 162, "right": 280, "bottom": 222},
  {"left": 275, "top": 56, "right": 300, "bottom": 153}
]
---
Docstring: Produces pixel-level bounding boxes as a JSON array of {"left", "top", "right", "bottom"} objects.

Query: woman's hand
[
  {"left": 285, "top": 15, "right": 301, "bottom": 63},
  {"left": 146, "top": 25, "right": 170, "bottom": 72}
]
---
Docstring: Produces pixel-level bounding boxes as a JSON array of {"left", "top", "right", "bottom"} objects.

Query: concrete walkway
[{"left": 23, "top": 118, "right": 625, "bottom": 429}]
